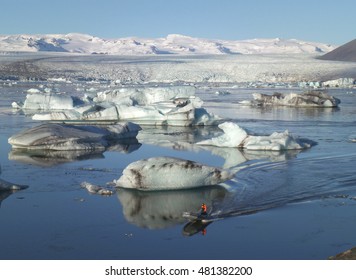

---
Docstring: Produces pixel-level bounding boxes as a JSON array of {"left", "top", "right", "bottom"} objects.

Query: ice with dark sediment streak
[
  {"left": 8, "top": 122, "right": 141, "bottom": 151},
  {"left": 197, "top": 122, "right": 314, "bottom": 150},
  {"left": 241, "top": 91, "right": 340, "bottom": 107},
  {"left": 114, "top": 157, "right": 235, "bottom": 191}
]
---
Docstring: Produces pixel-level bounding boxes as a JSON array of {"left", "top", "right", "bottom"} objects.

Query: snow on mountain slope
[{"left": 0, "top": 33, "right": 335, "bottom": 55}]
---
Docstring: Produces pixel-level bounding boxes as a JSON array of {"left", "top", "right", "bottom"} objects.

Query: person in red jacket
[{"left": 201, "top": 203, "right": 207, "bottom": 216}]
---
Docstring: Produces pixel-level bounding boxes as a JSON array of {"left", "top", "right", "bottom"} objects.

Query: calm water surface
[{"left": 0, "top": 84, "right": 356, "bottom": 260}]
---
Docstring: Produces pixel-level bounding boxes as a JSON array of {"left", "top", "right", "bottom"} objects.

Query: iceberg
[
  {"left": 8, "top": 122, "right": 141, "bottom": 151},
  {"left": 93, "top": 86, "right": 195, "bottom": 105},
  {"left": 244, "top": 91, "right": 340, "bottom": 107},
  {"left": 13, "top": 92, "right": 75, "bottom": 110},
  {"left": 14, "top": 86, "right": 221, "bottom": 126},
  {"left": 197, "top": 122, "right": 313, "bottom": 150},
  {"left": 114, "top": 157, "right": 235, "bottom": 191},
  {"left": 80, "top": 182, "right": 114, "bottom": 195},
  {"left": 322, "top": 78, "right": 355, "bottom": 88}
]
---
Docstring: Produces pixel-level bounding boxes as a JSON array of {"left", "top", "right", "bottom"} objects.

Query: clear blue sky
[{"left": 1, "top": 0, "right": 355, "bottom": 45}]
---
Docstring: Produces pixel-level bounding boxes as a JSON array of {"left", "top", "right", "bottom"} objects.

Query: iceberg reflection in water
[
  {"left": 116, "top": 186, "right": 228, "bottom": 230},
  {"left": 8, "top": 141, "right": 141, "bottom": 167}
]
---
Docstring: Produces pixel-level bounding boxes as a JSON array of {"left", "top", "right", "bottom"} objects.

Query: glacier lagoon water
[{"left": 0, "top": 84, "right": 356, "bottom": 260}]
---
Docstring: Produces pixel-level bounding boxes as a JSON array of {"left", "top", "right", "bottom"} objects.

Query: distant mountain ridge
[
  {"left": 0, "top": 33, "right": 336, "bottom": 55},
  {"left": 319, "top": 39, "right": 356, "bottom": 62}
]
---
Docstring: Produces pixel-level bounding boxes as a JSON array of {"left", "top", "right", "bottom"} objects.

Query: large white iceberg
[
  {"left": 8, "top": 122, "right": 141, "bottom": 151},
  {"left": 20, "top": 86, "right": 220, "bottom": 126},
  {"left": 114, "top": 157, "right": 234, "bottom": 191},
  {"left": 243, "top": 91, "right": 340, "bottom": 107},
  {"left": 197, "top": 122, "right": 313, "bottom": 150},
  {"left": 93, "top": 86, "right": 195, "bottom": 105},
  {"left": 32, "top": 96, "right": 220, "bottom": 126}
]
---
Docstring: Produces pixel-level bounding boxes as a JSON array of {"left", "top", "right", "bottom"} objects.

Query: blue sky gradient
[{"left": 1, "top": 0, "right": 355, "bottom": 45}]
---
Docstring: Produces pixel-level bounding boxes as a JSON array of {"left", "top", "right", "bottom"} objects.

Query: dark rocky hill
[{"left": 319, "top": 39, "right": 356, "bottom": 62}]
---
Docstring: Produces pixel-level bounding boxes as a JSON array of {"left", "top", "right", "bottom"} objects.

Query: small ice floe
[
  {"left": 8, "top": 122, "right": 141, "bottom": 151},
  {"left": 197, "top": 122, "right": 313, "bottom": 150},
  {"left": 242, "top": 91, "right": 340, "bottom": 107},
  {"left": 114, "top": 157, "right": 235, "bottom": 191},
  {"left": 26, "top": 88, "right": 42, "bottom": 94},
  {"left": 214, "top": 90, "right": 231, "bottom": 96},
  {"left": 80, "top": 182, "right": 114, "bottom": 195}
]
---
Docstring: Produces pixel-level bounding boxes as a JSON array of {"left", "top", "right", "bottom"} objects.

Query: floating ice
[
  {"left": 322, "top": 78, "right": 355, "bottom": 88},
  {"left": 243, "top": 91, "right": 340, "bottom": 107},
  {"left": 93, "top": 86, "right": 195, "bottom": 105},
  {"left": 197, "top": 122, "right": 312, "bottom": 150},
  {"left": 114, "top": 157, "right": 235, "bottom": 191},
  {"left": 31, "top": 90, "right": 221, "bottom": 126},
  {"left": 8, "top": 122, "right": 141, "bottom": 151},
  {"left": 80, "top": 182, "right": 114, "bottom": 195},
  {"left": 14, "top": 92, "right": 75, "bottom": 110}
]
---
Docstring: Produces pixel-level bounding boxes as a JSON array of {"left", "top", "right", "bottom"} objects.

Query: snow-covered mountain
[{"left": 0, "top": 33, "right": 335, "bottom": 55}]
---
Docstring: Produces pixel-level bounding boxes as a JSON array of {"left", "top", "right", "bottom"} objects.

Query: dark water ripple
[{"left": 213, "top": 153, "right": 356, "bottom": 219}]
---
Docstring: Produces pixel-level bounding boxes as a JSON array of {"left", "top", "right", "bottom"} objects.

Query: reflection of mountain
[
  {"left": 116, "top": 186, "right": 228, "bottom": 229},
  {"left": 8, "top": 141, "right": 141, "bottom": 167}
]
